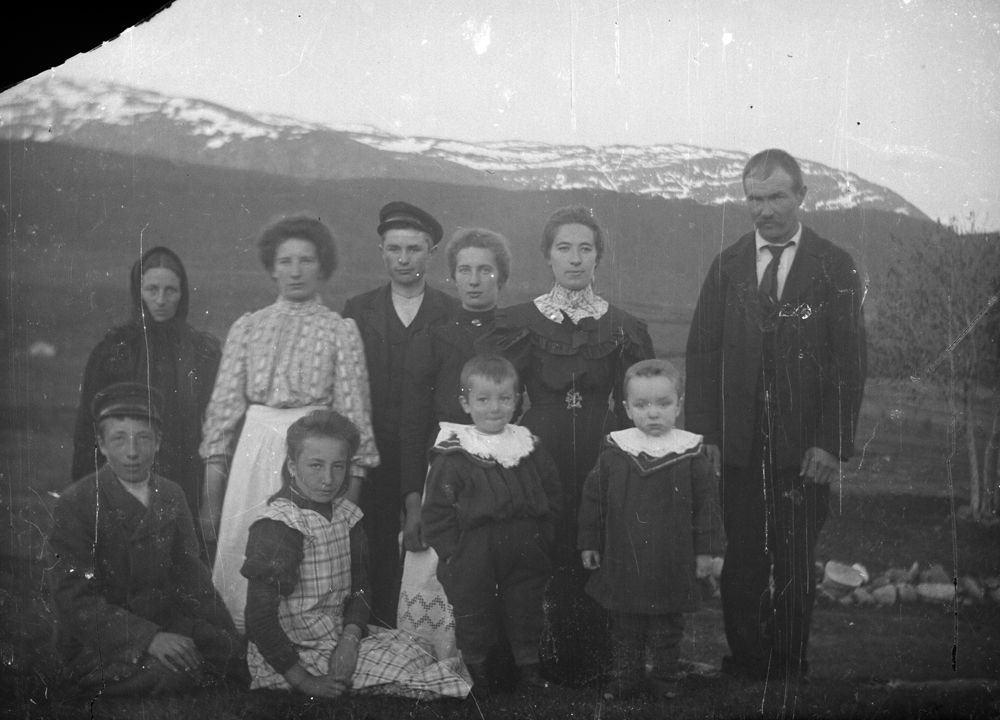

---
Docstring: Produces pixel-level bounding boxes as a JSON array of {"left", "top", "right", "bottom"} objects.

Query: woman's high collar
[
  {"left": 274, "top": 294, "right": 324, "bottom": 314},
  {"left": 457, "top": 306, "right": 496, "bottom": 327},
  {"left": 534, "top": 284, "right": 609, "bottom": 324}
]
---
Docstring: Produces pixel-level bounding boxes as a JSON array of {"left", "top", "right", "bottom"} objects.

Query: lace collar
[
  {"left": 434, "top": 422, "right": 535, "bottom": 468},
  {"left": 533, "top": 284, "right": 609, "bottom": 324},
  {"left": 609, "top": 427, "right": 702, "bottom": 459}
]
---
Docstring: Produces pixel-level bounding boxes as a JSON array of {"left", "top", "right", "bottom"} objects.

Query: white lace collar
[
  {"left": 434, "top": 422, "right": 536, "bottom": 468},
  {"left": 609, "top": 427, "right": 702, "bottom": 459},
  {"left": 533, "top": 284, "right": 609, "bottom": 324}
]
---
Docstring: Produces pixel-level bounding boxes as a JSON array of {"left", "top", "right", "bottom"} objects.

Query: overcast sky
[{"left": 39, "top": 0, "right": 1000, "bottom": 230}]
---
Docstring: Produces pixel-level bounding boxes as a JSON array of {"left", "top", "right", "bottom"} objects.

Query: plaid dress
[{"left": 247, "top": 498, "right": 470, "bottom": 698}]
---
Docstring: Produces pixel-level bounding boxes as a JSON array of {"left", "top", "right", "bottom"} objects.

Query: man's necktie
[{"left": 759, "top": 243, "right": 791, "bottom": 307}]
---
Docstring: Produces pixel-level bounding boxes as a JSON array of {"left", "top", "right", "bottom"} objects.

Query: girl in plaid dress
[{"left": 241, "top": 410, "right": 470, "bottom": 699}]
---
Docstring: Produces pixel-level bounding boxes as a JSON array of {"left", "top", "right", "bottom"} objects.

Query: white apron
[{"left": 212, "top": 403, "right": 322, "bottom": 631}]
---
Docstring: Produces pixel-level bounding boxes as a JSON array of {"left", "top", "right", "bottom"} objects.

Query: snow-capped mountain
[{"left": 1, "top": 75, "right": 928, "bottom": 219}]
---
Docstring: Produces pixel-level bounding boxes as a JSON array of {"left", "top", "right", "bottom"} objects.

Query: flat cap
[
  {"left": 91, "top": 382, "right": 164, "bottom": 427},
  {"left": 377, "top": 201, "right": 443, "bottom": 246}
]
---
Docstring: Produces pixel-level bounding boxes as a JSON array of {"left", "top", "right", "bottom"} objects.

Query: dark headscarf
[
  {"left": 130, "top": 246, "right": 190, "bottom": 326},
  {"left": 72, "top": 244, "right": 221, "bottom": 507}
]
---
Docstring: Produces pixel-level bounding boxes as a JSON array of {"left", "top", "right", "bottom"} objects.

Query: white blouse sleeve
[
  {"left": 199, "top": 313, "right": 251, "bottom": 459},
  {"left": 331, "top": 318, "right": 380, "bottom": 473}
]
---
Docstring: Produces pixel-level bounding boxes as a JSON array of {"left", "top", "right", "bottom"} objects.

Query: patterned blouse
[{"left": 199, "top": 296, "right": 379, "bottom": 471}]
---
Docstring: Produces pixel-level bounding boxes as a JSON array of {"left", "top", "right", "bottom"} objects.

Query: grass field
[
  {"left": 1, "top": 505, "right": 997, "bottom": 719},
  {"left": 2, "top": 462, "right": 998, "bottom": 718}
]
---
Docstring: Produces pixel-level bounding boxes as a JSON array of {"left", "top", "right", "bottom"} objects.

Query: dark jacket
[
  {"left": 421, "top": 432, "right": 562, "bottom": 563},
  {"left": 71, "top": 246, "right": 221, "bottom": 511},
  {"left": 684, "top": 226, "right": 867, "bottom": 468},
  {"left": 343, "top": 283, "right": 457, "bottom": 471},
  {"left": 495, "top": 301, "right": 653, "bottom": 562},
  {"left": 48, "top": 467, "right": 238, "bottom": 677},
  {"left": 398, "top": 307, "right": 529, "bottom": 499},
  {"left": 578, "top": 436, "right": 723, "bottom": 614}
]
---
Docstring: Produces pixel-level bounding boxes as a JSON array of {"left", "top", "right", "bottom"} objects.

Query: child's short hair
[
  {"left": 275, "top": 410, "right": 360, "bottom": 499},
  {"left": 624, "top": 358, "right": 683, "bottom": 398},
  {"left": 459, "top": 354, "right": 519, "bottom": 397}
]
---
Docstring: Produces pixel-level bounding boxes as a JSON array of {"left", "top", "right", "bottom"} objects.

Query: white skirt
[{"left": 212, "top": 404, "right": 323, "bottom": 632}]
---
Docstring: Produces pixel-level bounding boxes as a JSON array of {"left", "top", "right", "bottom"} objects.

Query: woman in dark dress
[
  {"left": 398, "top": 227, "right": 517, "bottom": 552},
  {"left": 497, "top": 206, "right": 654, "bottom": 686},
  {"left": 72, "top": 246, "right": 221, "bottom": 522}
]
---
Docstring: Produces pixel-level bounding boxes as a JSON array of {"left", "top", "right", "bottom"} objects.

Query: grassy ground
[
  {"left": 2, "top": 492, "right": 997, "bottom": 720},
  {"left": 2, "top": 370, "right": 997, "bottom": 718}
]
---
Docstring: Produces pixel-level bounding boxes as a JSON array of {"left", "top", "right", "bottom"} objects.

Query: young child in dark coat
[
  {"left": 422, "top": 355, "right": 561, "bottom": 697},
  {"left": 578, "top": 359, "right": 724, "bottom": 700}
]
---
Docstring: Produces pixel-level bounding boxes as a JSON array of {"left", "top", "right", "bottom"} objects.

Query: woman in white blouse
[{"left": 199, "top": 214, "right": 379, "bottom": 631}]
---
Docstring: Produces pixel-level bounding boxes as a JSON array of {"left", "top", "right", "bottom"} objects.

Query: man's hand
[
  {"left": 401, "top": 492, "right": 427, "bottom": 552},
  {"left": 285, "top": 663, "right": 348, "bottom": 698},
  {"left": 581, "top": 550, "right": 601, "bottom": 570},
  {"left": 147, "top": 632, "right": 202, "bottom": 674},
  {"left": 800, "top": 446, "right": 840, "bottom": 485},
  {"left": 703, "top": 444, "right": 721, "bottom": 476}
]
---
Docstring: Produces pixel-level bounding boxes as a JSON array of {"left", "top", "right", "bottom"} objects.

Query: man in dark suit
[
  {"left": 343, "top": 201, "right": 458, "bottom": 628},
  {"left": 685, "top": 149, "right": 867, "bottom": 681}
]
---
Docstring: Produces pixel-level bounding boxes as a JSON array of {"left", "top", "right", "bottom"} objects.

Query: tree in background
[{"left": 870, "top": 222, "right": 1000, "bottom": 521}]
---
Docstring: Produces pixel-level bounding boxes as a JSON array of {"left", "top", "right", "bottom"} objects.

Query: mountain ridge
[{"left": 1, "top": 74, "right": 929, "bottom": 219}]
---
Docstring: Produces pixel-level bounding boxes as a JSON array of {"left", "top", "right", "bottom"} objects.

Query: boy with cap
[
  {"left": 48, "top": 382, "right": 243, "bottom": 696},
  {"left": 343, "top": 201, "right": 458, "bottom": 628}
]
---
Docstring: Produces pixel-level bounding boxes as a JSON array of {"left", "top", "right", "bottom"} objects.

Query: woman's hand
[
  {"left": 401, "top": 492, "right": 427, "bottom": 552},
  {"left": 284, "top": 663, "right": 348, "bottom": 698},
  {"left": 328, "top": 625, "right": 362, "bottom": 688},
  {"left": 200, "top": 460, "right": 228, "bottom": 542},
  {"left": 702, "top": 444, "right": 721, "bottom": 477},
  {"left": 695, "top": 554, "right": 714, "bottom": 579}
]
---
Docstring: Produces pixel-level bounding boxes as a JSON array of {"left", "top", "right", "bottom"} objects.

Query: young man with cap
[
  {"left": 48, "top": 382, "right": 243, "bottom": 696},
  {"left": 343, "top": 201, "right": 458, "bottom": 628}
]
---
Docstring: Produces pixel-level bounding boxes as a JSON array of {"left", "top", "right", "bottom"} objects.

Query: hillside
[
  {"left": 2, "top": 76, "right": 929, "bottom": 219},
  {"left": 2, "top": 138, "right": 942, "bottom": 413}
]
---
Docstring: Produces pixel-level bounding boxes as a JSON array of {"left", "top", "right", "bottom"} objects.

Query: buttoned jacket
[
  {"left": 343, "top": 283, "right": 457, "bottom": 461},
  {"left": 684, "top": 226, "right": 867, "bottom": 468}
]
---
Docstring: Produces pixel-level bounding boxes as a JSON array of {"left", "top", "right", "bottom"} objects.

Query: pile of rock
[{"left": 817, "top": 561, "right": 1000, "bottom": 608}]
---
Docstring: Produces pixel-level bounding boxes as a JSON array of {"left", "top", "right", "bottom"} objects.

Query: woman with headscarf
[
  {"left": 72, "top": 246, "right": 221, "bottom": 523},
  {"left": 199, "top": 214, "right": 379, "bottom": 632},
  {"left": 496, "top": 206, "right": 654, "bottom": 686}
]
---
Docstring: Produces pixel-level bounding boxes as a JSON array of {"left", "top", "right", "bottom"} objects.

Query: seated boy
[
  {"left": 48, "top": 382, "right": 243, "bottom": 696},
  {"left": 421, "top": 355, "right": 561, "bottom": 697}
]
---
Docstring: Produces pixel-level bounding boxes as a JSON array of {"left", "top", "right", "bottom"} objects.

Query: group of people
[{"left": 48, "top": 148, "right": 867, "bottom": 703}]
